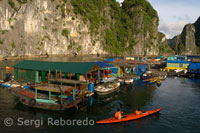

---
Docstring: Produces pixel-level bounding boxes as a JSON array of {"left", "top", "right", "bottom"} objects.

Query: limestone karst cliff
[
  {"left": 0, "top": 0, "right": 171, "bottom": 59},
  {"left": 168, "top": 17, "right": 200, "bottom": 55}
]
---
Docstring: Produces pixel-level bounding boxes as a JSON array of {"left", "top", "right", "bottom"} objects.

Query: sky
[{"left": 116, "top": 0, "right": 200, "bottom": 39}]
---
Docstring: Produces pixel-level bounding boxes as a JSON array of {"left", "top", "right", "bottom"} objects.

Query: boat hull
[
  {"left": 19, "top": 98, "right": 82, "bottom": 110},
  {"left": 95, "top": 82, "right": 120, "bottom": 95},
  {"left": 95, "top": 89, "right": 116, "bottom": 95},
  {"left": 11, "top": 88, "right": 82, "bottom": 111},
  {"left": 96, "top": 108, "right": 161, "bottom": 124}
]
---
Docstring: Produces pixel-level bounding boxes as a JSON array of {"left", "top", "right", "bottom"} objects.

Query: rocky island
[{"left": 0, "top": 0, "right": 172, "bottom": 60}]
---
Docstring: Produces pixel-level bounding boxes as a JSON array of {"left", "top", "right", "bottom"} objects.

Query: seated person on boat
[
  {"left": 115, "top": 108, "right": 123, "bottom": 120},
  {"left": 135, "top": 108, "right": 143, "bottom": 115}
]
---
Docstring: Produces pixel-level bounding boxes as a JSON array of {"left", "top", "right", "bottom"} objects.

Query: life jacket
[
  {"left": 136, "top": 110, "right": 142, "bottom": 115},
  {"left": 115, "top": 111, "right": 120, "bottom": 118}
]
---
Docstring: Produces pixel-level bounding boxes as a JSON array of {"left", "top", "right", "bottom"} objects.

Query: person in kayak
[
  {"left": 135, "top": 108, "right": 143, "bottom": 115},
  {"left": 115, "top": 108, "right": 123, "bottom": 120}
]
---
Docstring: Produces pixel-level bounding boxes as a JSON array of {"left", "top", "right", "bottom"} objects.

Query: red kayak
[{"left": 96, "top": 108, "right": 161, "bottom": 124}]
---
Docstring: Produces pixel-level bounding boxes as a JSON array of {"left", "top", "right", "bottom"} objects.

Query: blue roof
[
  {"left": 89, "top": 61, "right": 114, "bottom": 68},
  {"left": 167, "top": 60, "right": 191, "bottom": 64},
  {"left": 155, "top": 57, "right": 162, "bottom": 59},
  {"left": 189, "top": 63, "right": 200, "bottom": 70},
  {"left": 104, "top": 58, "right": 114, "bottom": 62}
]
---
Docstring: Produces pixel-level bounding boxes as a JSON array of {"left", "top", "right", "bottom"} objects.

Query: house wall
[
  {"left": 14, "top": 68, "right": 36, "bottom": 83},
  {"left": 167, "top": 63, "right": 190, "bottom": 68}
]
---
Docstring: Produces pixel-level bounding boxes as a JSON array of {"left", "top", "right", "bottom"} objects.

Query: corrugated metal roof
[{"left": 12, "top": 60, "right": 98, "bottom": 74}]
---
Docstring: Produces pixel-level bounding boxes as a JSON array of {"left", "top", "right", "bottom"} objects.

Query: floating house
[
  {"left": 165, "top": 60, "right": 191, "bottom": 71},
  {"left": 13, "top": 60, "right": 99, "bottom": 82},
  {"left": 12, "top": 60, "right": 101, "bottom": 92},
  {"left": 167, "top": 55, "right": 187, "bottom": 61},
  {"left": 10, "top": 60, "right": 103, "bottom": 110},
  {"left": 112, "top": 58, "right": 150, "bottom": 75},
  {"left": 88, "top": 61, "right": 115, "bottom": 82},
  {"left": 187, "top": 56, "right": 200, "bottom": 62},
  {"left": 164, "top": 55, "right": 190, "bottom": 71}
]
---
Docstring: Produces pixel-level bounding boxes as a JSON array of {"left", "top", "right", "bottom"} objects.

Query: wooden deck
[
  {"left": 48, "top": 78, "right": 85, "bottom": 85},
  {"left": 34, "top": 84, "right": 74, "bottom": 93}
]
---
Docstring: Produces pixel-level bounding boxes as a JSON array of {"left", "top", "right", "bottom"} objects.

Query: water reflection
[
  {"left": 1, "top": 76, "right": 200, "bottom": 132},
  {"left": 85, "top": 83, "right": 158, "bottom": 120},
  {"left": 188, "top": 78, "right": 200, "bottom": 96}
]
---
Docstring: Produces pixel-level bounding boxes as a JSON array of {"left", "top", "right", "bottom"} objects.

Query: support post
[
  {"left": 56, "top": 69, "right": 57, "bottom": 79},
  {"left": 35, "top": 89, "right": 37, "bottom": 99},
  {"left": 97, "top": 70, "right": 100, "bottom": 83},
  {"left": 103, "top": 69, "right": 105, "bottom": 79},
  {"left": 85, "top": 74, "right": 88, "bottom": 90},
  {"left": 61, "top": 92, "right": 63, "bottom": 104},
  {"left": 49, "top": 91, "right": 51, "bottom": 100},
  {"left": 60, "top": 69, "right": 62, "bottom": 79},
  {"left": 48, "top": 69, "right": 50, "bottom": 84},
  {"left": 73, "top": 87, "right": 76, "bottom": 100},
  {"left": 83, "top": 83, "right": 86, "bottom": 93}
]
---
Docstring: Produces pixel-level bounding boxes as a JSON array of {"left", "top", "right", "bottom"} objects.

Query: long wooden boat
[{"left": 11, "top": 84, "right": 82, "bottom": 110}]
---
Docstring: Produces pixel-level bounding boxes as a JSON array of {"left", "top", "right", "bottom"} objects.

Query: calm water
[{"left": 1, "top": 57, "right": 200, "bottom": 133}]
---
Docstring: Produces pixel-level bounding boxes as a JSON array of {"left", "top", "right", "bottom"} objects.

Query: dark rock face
[
  {"left": 168, "top": 17, "right": 200, "bottom": 55},
  {"left": 194, "top": 17, "right": 200, "bottom": 46},
  {"left": 181, "top": 24, "right": 196, "bottom": 55}
]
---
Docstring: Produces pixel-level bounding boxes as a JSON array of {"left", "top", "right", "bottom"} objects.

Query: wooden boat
[
  {"left": 95, "top": 82, "right": 120, "bottom": 95},
  {"left": 95, "top": 86, "right": 115, "bottom": 95},
  {"left": 118, "top": 78, "right": 124, "bottom": 82},
  {"left": 11, "top": 84, "right": 82, "bottom": 110},
  {"left": 159, "top": 75, "right": 167, "bottom": 80},
  {"left": 141, "top": 75, "right": 161, "bottom": 83},
  {"left": 1, "top": 80, "right": 22, "bottom": 89},
  {"left": 1, "top": 82, "right": 12, "bottom": 88},
  {"left": 124, "top": 79, "right": 133, "bottom": 84}
]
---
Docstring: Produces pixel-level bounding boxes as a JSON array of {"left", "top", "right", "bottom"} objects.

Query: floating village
[{"left": 0, "top": 55, "right": 200, "bottom": 111}]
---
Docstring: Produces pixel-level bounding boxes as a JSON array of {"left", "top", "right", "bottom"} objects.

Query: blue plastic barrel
[
  {"left": 68, "top": 96, "right": 73, "bottom": 101},
  {"left": 88, "top": 82, "right": 94, "bottom": 92},
  {"left": 133, "top": 77, "right": 137, "bottom": 82}
]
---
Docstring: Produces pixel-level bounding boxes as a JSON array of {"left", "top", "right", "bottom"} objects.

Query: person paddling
[
  {"left": 115, "top": 108, "right": 123, "bottom": 120},
  {"left": 135, "top": 108, "right": 143, "bottom": 115}
]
